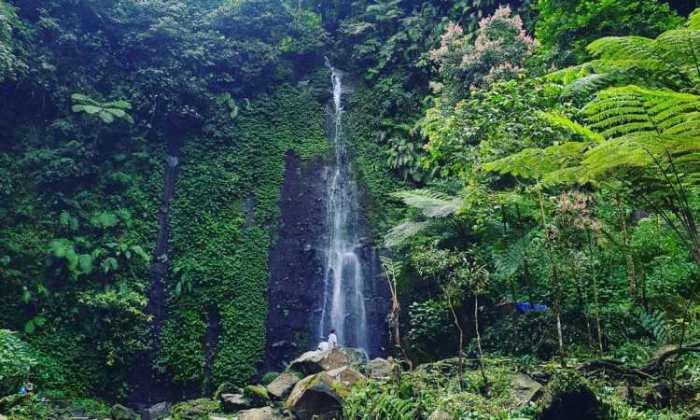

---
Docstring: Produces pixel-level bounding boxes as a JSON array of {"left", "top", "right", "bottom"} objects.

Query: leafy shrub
[
  {"left": 0, "top": 330, "right": 38, "bottom": 396},
  {"left": 261, "top": 371, "right": 280, "bottom": 385}
]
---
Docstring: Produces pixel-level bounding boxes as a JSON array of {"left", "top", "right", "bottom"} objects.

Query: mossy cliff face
[{"left": 157, "top": 84, "right": 329, "bottom": 394}]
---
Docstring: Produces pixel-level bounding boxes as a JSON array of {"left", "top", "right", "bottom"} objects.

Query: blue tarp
[{"left": 515, "top": 302, "right": 548, "bottom": 313}]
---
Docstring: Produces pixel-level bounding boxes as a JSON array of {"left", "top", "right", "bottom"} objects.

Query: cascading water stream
[{"left": 318, "top": 60, "right": 369, "bottom": 352}]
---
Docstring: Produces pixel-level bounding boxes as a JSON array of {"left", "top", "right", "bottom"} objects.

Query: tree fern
[{"left": 486, "top": 86, "right": 700, "bottom": 184}]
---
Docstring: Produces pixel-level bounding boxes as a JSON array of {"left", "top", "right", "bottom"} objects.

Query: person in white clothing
[
  {"left": 317, "top": 341, "right": 329, "bottom": 352},
  {"left": 328, "top": 329, "right": 338, "bottom": 349}
]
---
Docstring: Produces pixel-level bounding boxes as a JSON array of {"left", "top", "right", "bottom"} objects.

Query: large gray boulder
[
  {"left": 428, "top": 410, "right": 453, "bottom": 420},
  {"left": 325, "top": 366, "right": 366, "bottom": 387},
  {"left": 220, "top": 393, "right": 251, "bottom": 412},
  {"left": 238, "top": 407, "right": 284, "bottom": 420},
  {"left": 511, "top": 373, "right": 543, "bottom": 407},
  {"left": 110, "top": 404, "right": 139, "bottom": 420},
  {"left": 286, "top": 373, "right": 344, "bottom": 420},
  {"left": 366, "top": 357, "right": 397, "bottom": 380},
  {"left": 142, "top": 401, "right": 170, "bottom": 420},
  {"left": 288, "top": 348, "right": 351, "bottom": 376},
  {"left": 266, "top": 372, "right": 301, "bottom": 400}
]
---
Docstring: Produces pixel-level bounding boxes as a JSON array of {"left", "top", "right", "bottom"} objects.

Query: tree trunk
[
  {"left": 617, "top": 197, "right": 637, "bottom": 299},
  {"left": 474, "top": 294, "right": 489, "bottom": 390},
  {"left": 448, "top": 298, "right": 465, "bottom": 391}
]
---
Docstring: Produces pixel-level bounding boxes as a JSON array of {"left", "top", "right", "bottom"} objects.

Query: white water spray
[{"left": 319, "top": 60, "right": 369, "bottom": 352}]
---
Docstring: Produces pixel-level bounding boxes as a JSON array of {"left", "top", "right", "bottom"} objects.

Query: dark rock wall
[{"left": 264, "top": 152, "right": 328, "bottom": 371}]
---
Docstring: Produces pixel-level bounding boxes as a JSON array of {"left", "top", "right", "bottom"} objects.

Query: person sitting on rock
[
  {"left": 317, "top": 341, "right": 329, "bottom": 351},
  {"left": 328, "top": 329, "right": 338, "bottom": 349}
]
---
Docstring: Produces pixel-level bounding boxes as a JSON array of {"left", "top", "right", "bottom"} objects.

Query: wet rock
[
  {"left": 325, "top": 366, "right": 366, "bottom": 387},
  {"left": 428, "top": 410, "right": 452, "bottom": 420},
  {"left": 110, "top": 404, "right": 139, "bottom": 420},
  {"left": 220, "top": 393, "right": 251, "bottom": 412},
  {"left": 143, "top": 401, "right": 171, "bottom": 420},
  {"left": 266, "top": 372, "right": 301, "bottom": 400},
  {"left": 511, "top": 373, "right": 543, "bottom": 406},
  {"left": 286, "top": 373, "right": 344, "bottom": 420},
  {"left": 238, "top": 407, "right": 284, "bottom": 420},
  {"left": 367, "top": 357, "right": 397, "bottom": 380},
  {"left": 288, "top": 348, "right": 351, "bottom": 376},
  {"left": 342, "top": 347, "right": 369, "bottom": 365},
  {"left": 538, "top": 371, "right": 602, "bottom": 420},
  {"left": 243, "top": 385, "right": 270, "bottom": 407}
]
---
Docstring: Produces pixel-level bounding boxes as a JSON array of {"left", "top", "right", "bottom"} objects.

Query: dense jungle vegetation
[{"left": 2, "top": 0, "right": 700, "bottom": 419}]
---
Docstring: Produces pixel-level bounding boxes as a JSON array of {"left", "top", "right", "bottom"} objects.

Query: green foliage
[
  {"left": 535, "top": 0, "right": 682, "bottom": 64},
  {"left": 344, "top": 380, "right": 418, "bottom": 420},
  {"left": 0, "top": 330, "right": 39, "bottom": 396},
  {"left": 71, "top": 94, "right": 134, "bottom": 125}
]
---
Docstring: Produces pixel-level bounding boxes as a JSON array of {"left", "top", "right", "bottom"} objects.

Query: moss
[
  {"left": 171, "top": 398, "right": 222, "bottom": 420},
  {"left": 244, "top": 384, "right": 270, "bottom": 404}
]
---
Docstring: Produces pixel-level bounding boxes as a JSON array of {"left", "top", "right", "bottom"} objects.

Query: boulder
[
  {"left": 243, "top": 385, "right": 270, "bottom": 407},
  {"left": 213, "top": 381, "right": 240, "bottom": 400},
  {"left": 238, "top": 407, "right": 284, "bottom": 420},
  {"left": 220, "top": 393, "right": 251, "bottom": 412},
  {"left": 110, "top": 404, "right": 139, "bottom": 420},
  {"left": 288, "top": 348, "right": 351, "bottom": 376},
  {"left": 286, "top": 373, "right": 344, "bottom": 420},
  {"left": 266, "top": 372, "right": 301, "bottom": 400},
  {"left": 538, "top": 371, "right": 602, "bottom": 420},
  {"left": 367, "top": 358, "right": 397, "bottom": 380},
  {"left": 143, "top": 401, "right": 170, "bottom": 420},
  {"left": 428, "top": 410, "right": 452, "bottom": 420},
  {"left": 325, "top": 366, "right": 366, "bottom": 387},
  {"left": 171, "top": 398, "right": 221, "bottom": 419},
  {"left": 511, "top": 374, "right": 543, "bottom": 407},
  {"left": 341, "top": 347, "right": 369, "bottom": 365}
]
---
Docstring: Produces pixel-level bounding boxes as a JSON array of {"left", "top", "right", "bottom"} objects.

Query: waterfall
[{"left": 318, "top": 61, "right": 369, "bottom": 352}]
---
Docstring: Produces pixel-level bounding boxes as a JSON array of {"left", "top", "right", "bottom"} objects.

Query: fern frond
[
  {"left": 562, "top": 72, "right": 617, "bottom": 98},
  {"left": 583, "top": 86, "right": 700, "bottom": 138},
  {"left": 587, "top": 36, "right": 657, "bottom": 61},
  {"left": 537, "top": 111, "right": 605, "bottom": 144},
  {"left": 384, "top": 221, "right": 430, "bottom": 248},
  {"left": 391, "top": 189, "right": 463, "bottom": 218},
  {"left": 582, "top": 133, "right": 700, "bottom": 177},
  {"left": 655, "top": 29, "right": 700, "bottom": 64},
  {"left": 689, "top": 7, "right": 700, "bottom": 30},
  {"left": 494, "top": 233, "right": 531, "bottom": 278},
  {"left": 483, "top": 142, "right": 588, "bottom": 181}
]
